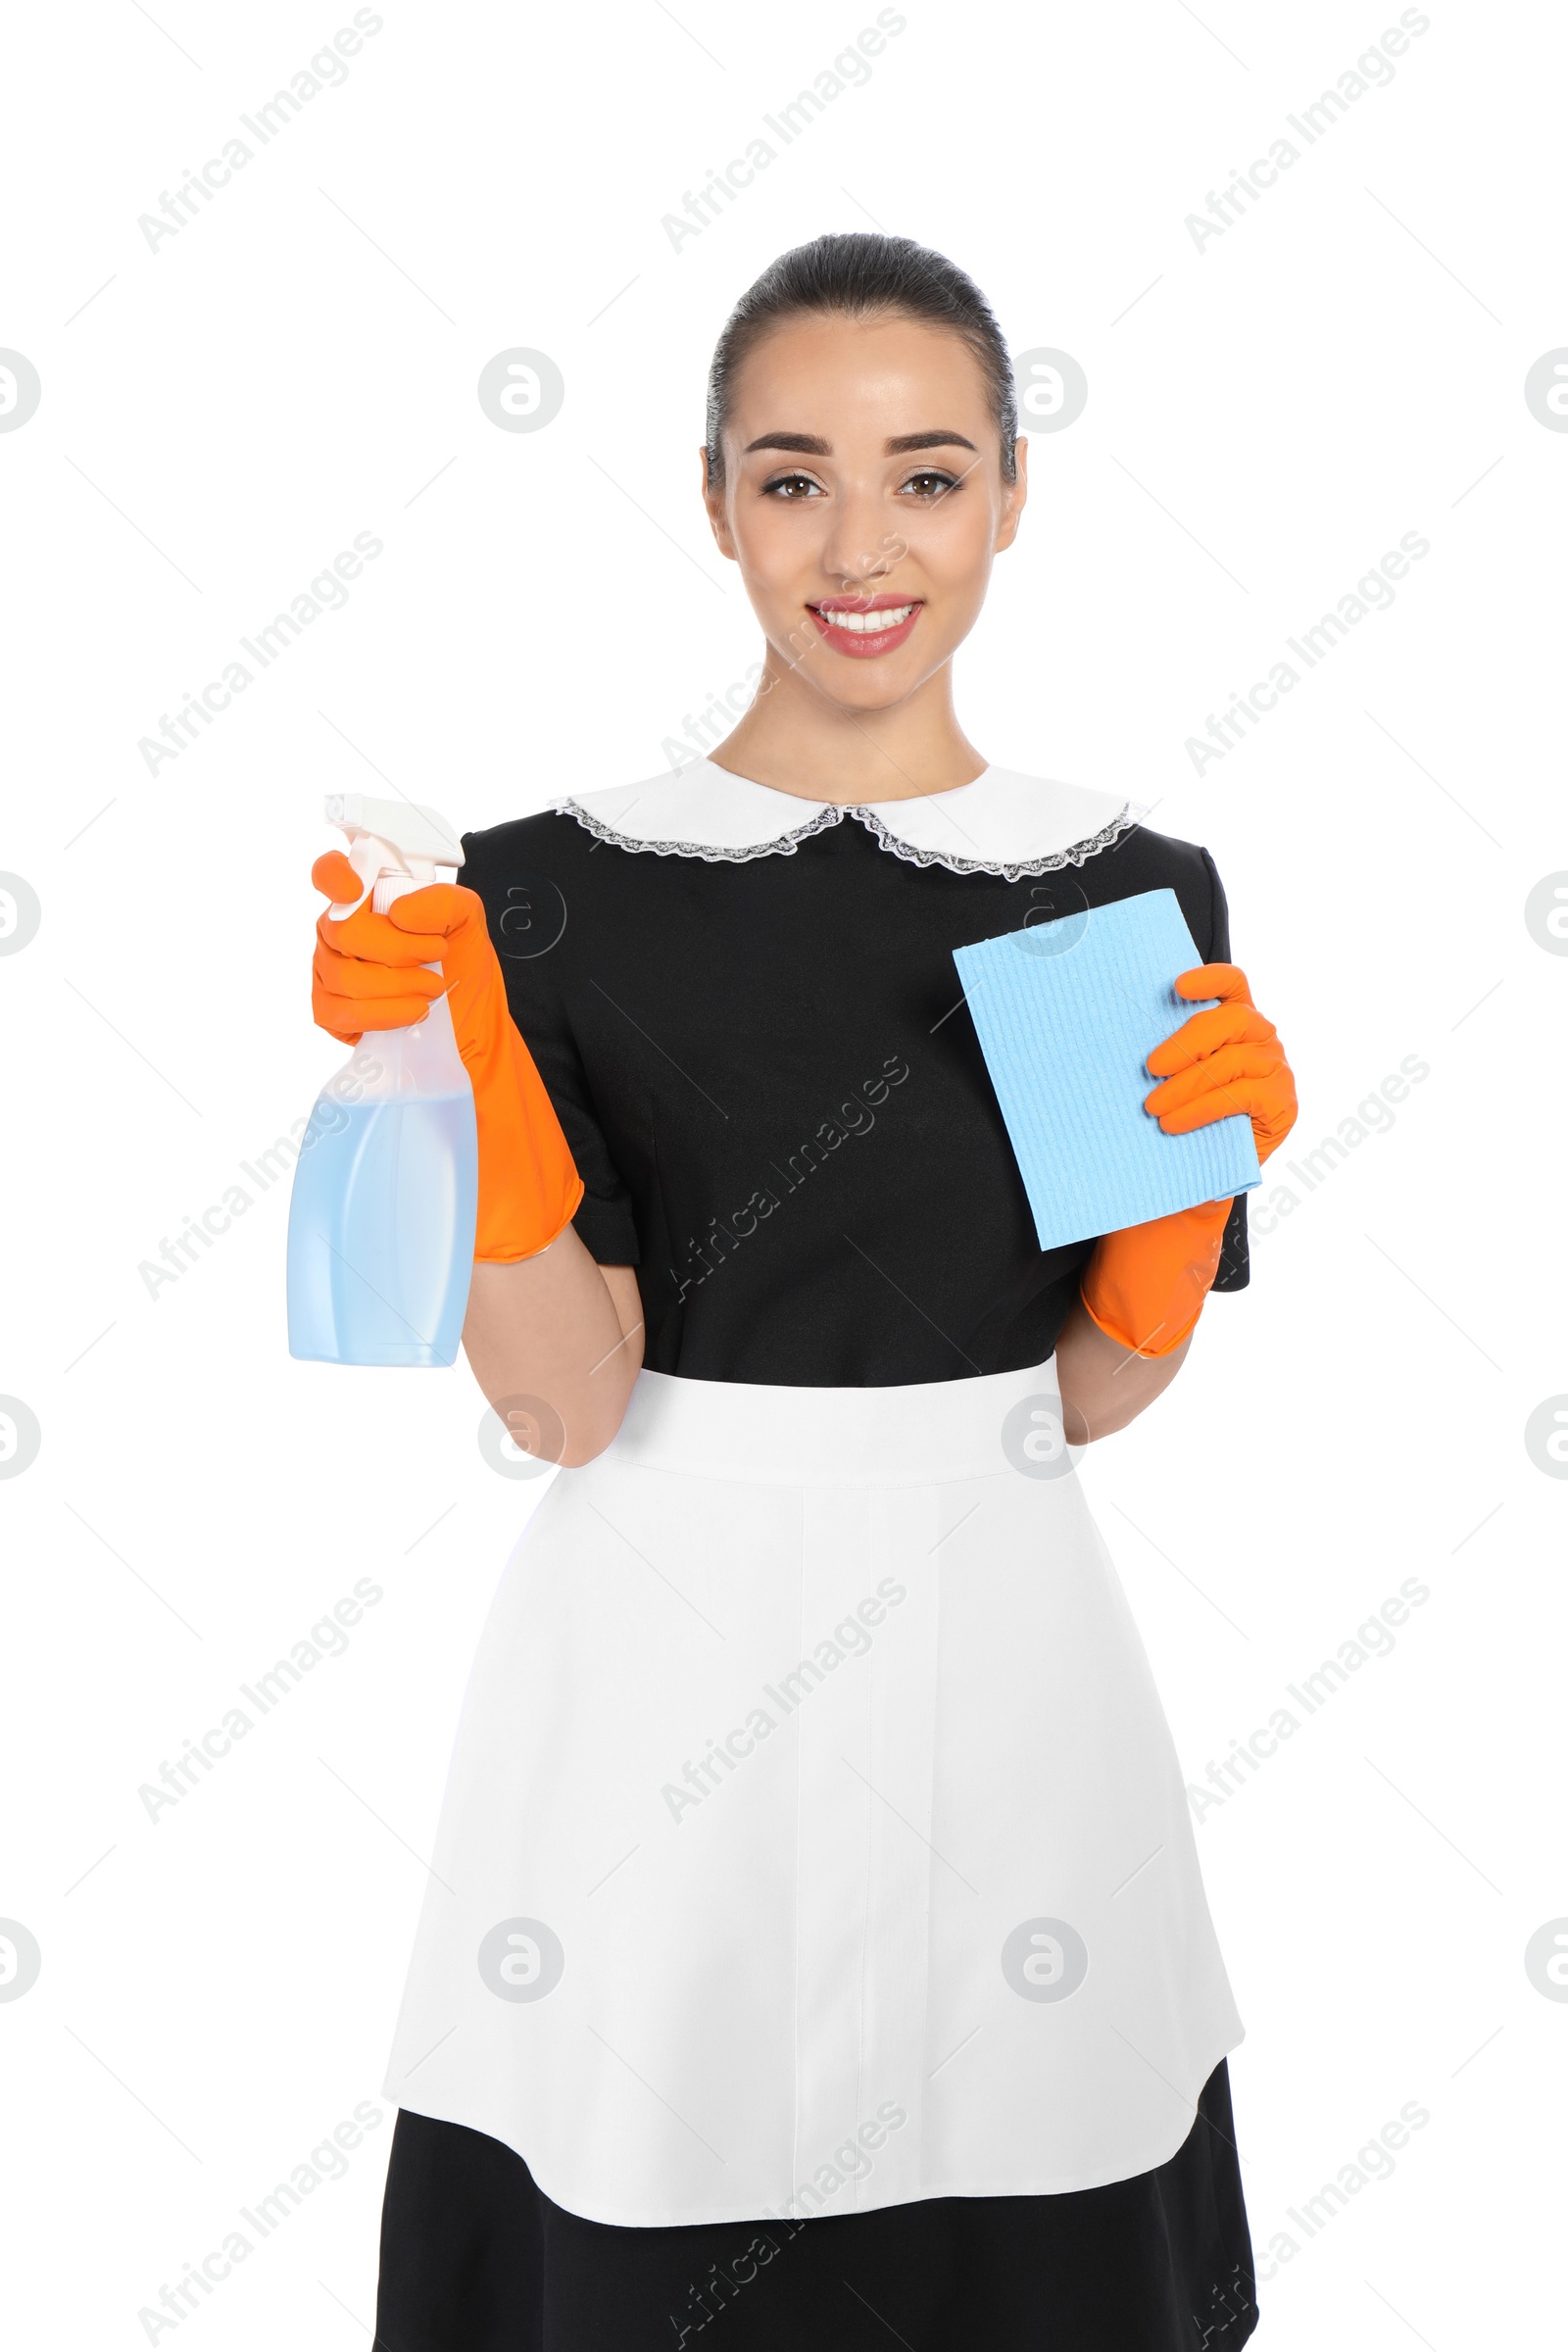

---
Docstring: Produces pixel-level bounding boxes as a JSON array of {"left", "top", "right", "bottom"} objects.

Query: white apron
[{"left": 383, "top": 1357, "right": 1243, "bottom": 2228}]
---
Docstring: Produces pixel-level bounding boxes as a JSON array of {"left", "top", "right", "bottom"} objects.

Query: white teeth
[{"left": 816, "top": 603, "right": 915, "bottom": 634}]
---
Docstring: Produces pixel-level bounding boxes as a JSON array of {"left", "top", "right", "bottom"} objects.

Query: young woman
[{"left": 313, "top": 233, "right": 1297, "bottom": 2350}]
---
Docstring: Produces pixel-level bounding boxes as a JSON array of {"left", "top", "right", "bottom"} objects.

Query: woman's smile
[{"left": 807, "top": 592, "right": 923, "bottom": 657}]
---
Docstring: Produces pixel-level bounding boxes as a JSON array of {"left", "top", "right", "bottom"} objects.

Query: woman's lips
[{"left": 807, "top": 596, "right": 923, "bottom": 659}]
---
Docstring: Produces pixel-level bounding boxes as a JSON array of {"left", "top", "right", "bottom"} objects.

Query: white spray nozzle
[{"left": 323, "top": 793, "right": 465, "bottom": 918}]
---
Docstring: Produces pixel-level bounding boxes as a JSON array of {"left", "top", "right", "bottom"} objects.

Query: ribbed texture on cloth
[{"left": 953, "top": 888, "right": 1260, "bottom": 1253}]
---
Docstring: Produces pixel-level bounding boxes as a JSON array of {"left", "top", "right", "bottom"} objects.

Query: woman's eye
[
  {"left": 761, "top": 472, "right": 823, "bottom": 499},
  {"left": 900, "top": 469, "right": 958, "bottom": 500}
]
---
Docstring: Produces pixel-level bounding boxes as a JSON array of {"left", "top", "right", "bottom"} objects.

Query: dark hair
[{"left": 705, "top": 231, "right": 1017, "bottom": 486}]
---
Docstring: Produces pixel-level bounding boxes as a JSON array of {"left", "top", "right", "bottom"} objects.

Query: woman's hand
[
  {"left": 1077, "top": 964, "right": 1297, "bottom": 1365},
  {"left": 1143, "top": 962, "right": 1297, "bottom": 1162},
  {"left": 308, "top": 851, "right": 584, "bottom": 1266},
  {"left": 311, "top": 850, "right": 487, "bottom": 1040},
  {"left": 307, "top": 852, "right": 641, "bottom": 1464}
]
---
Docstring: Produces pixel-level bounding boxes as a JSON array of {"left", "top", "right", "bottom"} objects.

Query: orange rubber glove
[
  {"left": 310, "top": 851, "right": 583, "bottom": 1264},
  {"left": 1080, "top": 962, "right": 1298, "bottom": 1357}
]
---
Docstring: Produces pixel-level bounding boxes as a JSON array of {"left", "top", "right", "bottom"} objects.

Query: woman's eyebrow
[{"left": 741, "top": 428, "right": 979, "bottom": 458}]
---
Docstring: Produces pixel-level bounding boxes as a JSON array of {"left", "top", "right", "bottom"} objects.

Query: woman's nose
[{"left": 816, "top": 483, "right": 901, "bottom": 595}]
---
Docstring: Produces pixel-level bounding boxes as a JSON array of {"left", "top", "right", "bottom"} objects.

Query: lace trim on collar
[
  {"left": 559, "top": 794, "right": 845, "bottom": 864},
  {"left": 558, "top": 794, "right": 1141, "bottom": 881},
  {"left": 855, "top": 801, "right": 1141, "bottom": 883}
]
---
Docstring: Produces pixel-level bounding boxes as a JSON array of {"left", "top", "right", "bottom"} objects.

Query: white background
[{"left": 2, "top": 0, "right": 1564, "bottom": 2343}]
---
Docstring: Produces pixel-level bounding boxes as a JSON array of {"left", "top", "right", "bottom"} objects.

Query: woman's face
[{"left": 704, "top": 312, "right": 1027, "bottom": 715}]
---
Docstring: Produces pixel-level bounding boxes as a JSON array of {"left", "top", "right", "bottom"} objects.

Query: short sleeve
[
  {"left": 464, "top": 832, "right": 641, "bottom": 1266},
  {"left": 1200, "top": 847, "right": 1250, "bottom": 1295}
]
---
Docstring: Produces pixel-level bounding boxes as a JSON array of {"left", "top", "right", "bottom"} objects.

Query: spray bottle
[{"left": 286, "top": 794, "right": 479, "bottom": 1367}]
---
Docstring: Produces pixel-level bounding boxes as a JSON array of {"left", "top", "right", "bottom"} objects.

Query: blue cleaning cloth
[{"left": 953, "top": 888, "right": 1261, "bottom": 1253}]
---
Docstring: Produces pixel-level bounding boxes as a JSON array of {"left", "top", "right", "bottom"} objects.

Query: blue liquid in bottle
[{"left": 287, "top": 1002, "right": 478, "bottom": 1368}]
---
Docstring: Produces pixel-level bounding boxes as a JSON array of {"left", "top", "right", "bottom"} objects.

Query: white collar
[{"left": 557, "top": 760, "right": 1142, "bottom": 884}]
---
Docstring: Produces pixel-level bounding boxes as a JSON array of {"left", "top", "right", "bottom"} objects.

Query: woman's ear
[
  {"left": 995, "top": 436, "right": 1029, "bottom": 554},
  {"left": 702, "top": 445, "right": 737, "bottom": 560}
]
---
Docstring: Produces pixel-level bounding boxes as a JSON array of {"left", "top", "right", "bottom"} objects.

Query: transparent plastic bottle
[{"left": 286, "top": 796, "right": 479, "bottom": 1368}]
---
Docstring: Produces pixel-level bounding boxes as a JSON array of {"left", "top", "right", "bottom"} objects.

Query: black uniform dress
[{"left": 372, "top": 764, "right": 1259, "bottom": 2352}]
